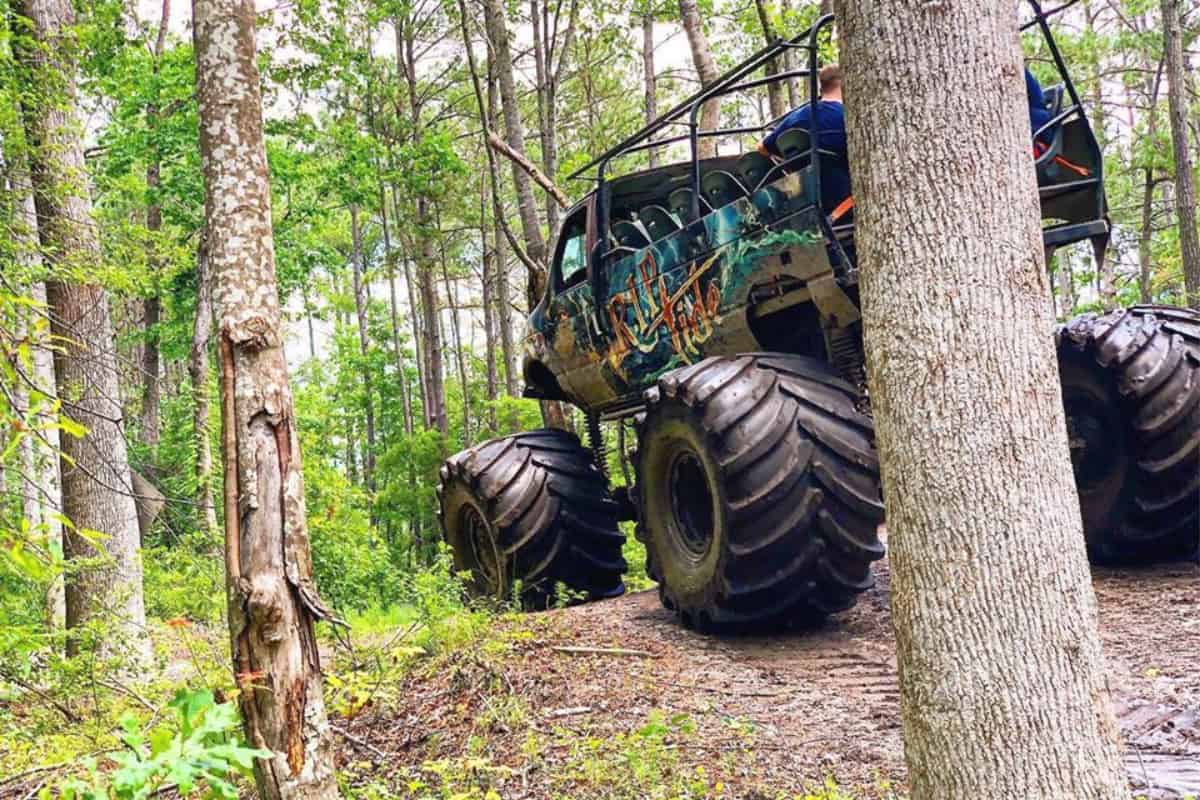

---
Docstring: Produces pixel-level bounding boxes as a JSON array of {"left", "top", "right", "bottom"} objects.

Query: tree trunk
[
  {"left": 479, "top": 180, "right": 499, "bottom": 431},
  {"left": 379, "top": 183, "right": 414, "bottom": 436},
  {"left": 679, "top": 0, "right": 720, "bottom": 158},
  {"left": 530, "top": 0, "right": 556, "bottom": 238},
  {"left": 752, "top": 0, "right": 787, "bottom": 120},
  {"left": 1160, "top": 0, "right": 1200, "bottom": 305},
  {"left": 191, "top": 1, "right": 340, "bottom": 797},
  {"left": 1139, "top": 68, "right": 1163, "bottom": 303},
  {"left": 482, "top": 0, "right": 548, "bottom": 277},
  {"left": 189, "top": 232, "right": 220, "bottom": 539},
  {"left": 780, "top": 0, "right": 799, "bottom": 106},
  {"left": 16, "top": 0, "right": 147, "bottom": 662},
  {"left": 30, "top": 281, "right": 66, "bottom": 628},
  {"left": 438, "top": 232, "right": 470, "bottom": 444},
  {"left": 140, "top": 0, "right": 172, "bottom": 450},
  {"left": 416, "top": 222, "right": 447, "bottom": 434},
  {"left": 2, "top": 132, "right": 65, "bottom": 629},
  {"left": 642, "top": 12, "right": 658, "bottom": 168},
  {"left": 349, "top": 204, "right": 377, "bottom": 493},
  {"left": 835, "top": 1, "right": 1127, "bottom": 796},
  {"left": 1084, "top": 2, "right": 1116, "bottom": 306},
  {"left": 399, "top": 233, "right": 429, "bottom": 424},
  {"left": 495, "top": 215, "right": 518, "bottom": 399}
]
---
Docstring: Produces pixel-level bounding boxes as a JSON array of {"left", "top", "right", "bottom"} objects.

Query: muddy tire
[
  {"left": 437, "top": 430, "right": 627, "bottom": 608},
  {"left": 635, "top": 354, "right": 886, "bottom": 631},
  {"left": 1057, "top": 305, "right": 1200, "bottom": 563}
]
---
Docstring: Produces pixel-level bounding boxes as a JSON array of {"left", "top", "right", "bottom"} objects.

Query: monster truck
[{"left": 437, "top": 2, "right": 1199, "bottom": 630}]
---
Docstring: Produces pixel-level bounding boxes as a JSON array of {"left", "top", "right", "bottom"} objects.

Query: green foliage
[
  {"left": 142, "top": 533, "right": 224, "bottom": 624},
  {"left": 57, "top": 689, "right": 267, "bottom": 800}
]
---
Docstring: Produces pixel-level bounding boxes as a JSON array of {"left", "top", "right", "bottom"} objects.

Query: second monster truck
[{"left": 436, "top": 13, "right": 1200, "bottom": 632}]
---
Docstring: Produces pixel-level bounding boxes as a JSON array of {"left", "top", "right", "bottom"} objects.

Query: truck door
[{"left": 543, "top": 200, "right": 616, "bottom": 407}]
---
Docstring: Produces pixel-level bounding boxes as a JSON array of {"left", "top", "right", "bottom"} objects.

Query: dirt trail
[{"left": 356, "top": 558, "right": 1200, "bottom": 798}]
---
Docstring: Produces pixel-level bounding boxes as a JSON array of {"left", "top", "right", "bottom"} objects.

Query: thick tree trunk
[
  {"left": 642, "top": 12, "right": 658, "bottom": 168},
  {"left": 349, "top": 204, "right": 377, "bottom": 493},
  {"left": 1160, "top": 0, "right": 1200, "bottom": 305},
  {"left": 189, "top": 234, "right": 219, "bottom": 539},
  {"left": 836, "top": 1, "right": 1127, "bottom": 796},
  {"left": 679, "top": 0, "right": 720, "bottom": 158},
  {"left": 191, "top": 1, "right": 340, "bottom": 798},
  {"left": 17, "top": 0, "right": 147, "bottom": 661}
]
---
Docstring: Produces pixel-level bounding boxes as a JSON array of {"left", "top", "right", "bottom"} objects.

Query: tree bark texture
[
  {"left": 835, "top": 1, "right": 1127, "bottom": 796},
  {"left": 679, "top": 0, "right": 719, "bottom": 158},
  {"left": 1160, "top": 0, "right": 1199, "bottom": 305},
  {"left": 482, "top": 0, "right": 549, "bottom": 281},
  {"left": 191, "top": 1, "right": 340, "bottom": 797},
  {"left": 17, "top": 0, "right": 147, "bottom": 660}
]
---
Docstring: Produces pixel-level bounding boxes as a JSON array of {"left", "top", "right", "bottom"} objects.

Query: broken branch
[{"left": 487, "top": 132, "right": 570, "bottom": 210}]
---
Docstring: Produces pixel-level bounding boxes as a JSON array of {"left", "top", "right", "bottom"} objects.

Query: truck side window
[{"left": 554, "top": 210, "right": 588, "bottom": 291}]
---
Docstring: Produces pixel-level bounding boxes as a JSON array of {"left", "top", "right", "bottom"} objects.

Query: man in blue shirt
[
  {"left": 1026, "top": 67, "right": 1054, "bottom": 145},
  {"left": 758, "top": 64, "right": 851, "bottom": 212}
]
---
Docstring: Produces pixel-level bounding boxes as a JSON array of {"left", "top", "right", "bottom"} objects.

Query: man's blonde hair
[{"left": 819, "top": 64, "right": 843, "bottom": 95}]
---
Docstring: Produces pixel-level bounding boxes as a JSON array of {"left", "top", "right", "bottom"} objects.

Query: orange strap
[
  {"left": 1033, "top": 140, "right": 1091, "bottom": 177},
  {"left": 831, "top": 195, "right": 855, "bottom": 222}
]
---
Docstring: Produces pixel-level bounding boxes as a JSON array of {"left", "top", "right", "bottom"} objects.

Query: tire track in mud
[{"left": 557, "top": 560, "right": 1200, "bottom": 795}]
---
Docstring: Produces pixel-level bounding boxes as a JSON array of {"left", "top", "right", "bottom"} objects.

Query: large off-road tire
[
  {"left": 635, "top": 354, "right": 886, "bottom": 631},
  {"left": 437, "top": 430, "right": 627, "bottom": 608},
  {"left": 1057, "top": 305, "right": 1200, "bottom": 563}
]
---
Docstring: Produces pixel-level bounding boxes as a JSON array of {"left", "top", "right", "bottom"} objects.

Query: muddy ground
[{"left": 342, "top": 557, "right": 1200, "bottom": 799}]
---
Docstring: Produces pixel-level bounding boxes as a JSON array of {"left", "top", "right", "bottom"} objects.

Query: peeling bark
[
  {"left": 836, "top": 0, "right": 1126, "bottom": 795},
  {"left": 191, "top": 0, "right": 340, "bottom": 797}
]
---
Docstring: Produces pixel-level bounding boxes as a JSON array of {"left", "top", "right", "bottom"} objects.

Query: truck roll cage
[{"left": 565, "top": 0, "right": 1106, "bottom": 332}]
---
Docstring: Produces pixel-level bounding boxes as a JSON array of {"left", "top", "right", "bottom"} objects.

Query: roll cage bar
[{"left": 565, "top": 0, "right": 1103, "bottom": 332}]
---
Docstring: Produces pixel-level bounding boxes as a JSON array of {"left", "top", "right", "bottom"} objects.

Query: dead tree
[{"left": 191, "top": 0, "right": 340, "bottom": 796}]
